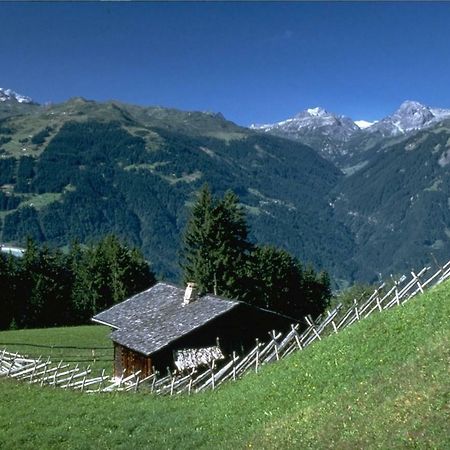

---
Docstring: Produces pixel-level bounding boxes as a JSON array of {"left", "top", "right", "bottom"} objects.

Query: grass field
[
  {"left": 0, "top": 282, "right": 449, "bottom": 449},
  {"left": 0, "top": 325, "right": 112, "bottom": 372}
]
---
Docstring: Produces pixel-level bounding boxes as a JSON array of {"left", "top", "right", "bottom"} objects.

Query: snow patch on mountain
[
  {"left": 307, "top": 107, "right": 327, "bottom": 117},
  {"left": 354, "top": 120, "right": 376, "bottom": 129},
  {"left": 249, "top": 101, "right": 450, "bottom": 167},
  {"left": 0, "top": 88, "right": 33, "bottom": 104}
]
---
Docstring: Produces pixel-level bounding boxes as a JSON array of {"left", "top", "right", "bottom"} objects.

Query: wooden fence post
[
  {"left": 269, "top": 330, "right": 280, "bottom": 360},
  {"left": 411, "top": 271, "right": 424, "bottom": 294},
  {"left": 211, "top": 360, "right": 216, "bottom": 390},
  {"left": 255, "top": 339, "right": 260, "bottom": 373},
  {"left": 353, "top": 299, "right": 360, "bottom": 321}
]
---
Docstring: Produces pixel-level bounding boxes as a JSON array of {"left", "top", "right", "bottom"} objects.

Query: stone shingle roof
[{"left": 92, "top": 282, "right": 240, "bottom": 356}]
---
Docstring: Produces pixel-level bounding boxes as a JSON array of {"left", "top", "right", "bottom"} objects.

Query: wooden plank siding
[{"left": 114, "top": 343, "right": 152, "bottom": 378}]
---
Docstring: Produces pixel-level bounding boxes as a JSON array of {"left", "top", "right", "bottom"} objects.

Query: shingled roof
[{"left": 92, "top": 282, "right": 240, "bottom": 356}]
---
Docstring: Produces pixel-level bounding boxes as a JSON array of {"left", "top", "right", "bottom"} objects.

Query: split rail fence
[{"left": 2, "top": 258, "right": 450, "bottom": 395}]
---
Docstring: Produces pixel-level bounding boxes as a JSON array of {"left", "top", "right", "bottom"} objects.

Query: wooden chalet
[{"left": 92, "top": 282, "right": 296, "bottom": 377}]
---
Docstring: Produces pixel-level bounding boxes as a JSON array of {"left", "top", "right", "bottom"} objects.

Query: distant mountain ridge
[
  {"left": 251, "top": 100, "right": 450, "bottom": 169},
  {"left": 0, "top": 93, "right": 353, "bottom": 284}
]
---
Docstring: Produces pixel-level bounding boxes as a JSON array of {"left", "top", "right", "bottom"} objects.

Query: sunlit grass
[{"left": 0, "top": 282, "right": 449, "bottom": 449}]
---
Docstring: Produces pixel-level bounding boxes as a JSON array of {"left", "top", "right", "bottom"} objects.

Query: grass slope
[{"left": 1, "top": 283, "right": 449, "bottom": 449}]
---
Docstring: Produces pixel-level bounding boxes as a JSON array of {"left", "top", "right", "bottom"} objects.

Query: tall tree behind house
[{"left": 181, "top": 185, "right": 331, "bottom": 319}]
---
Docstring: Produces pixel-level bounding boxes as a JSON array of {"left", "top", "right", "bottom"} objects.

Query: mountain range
[
  {"left": 1, "top": 88, "right": 450, "bottom": 288},
  {"left": 251, "top": 100, "right": 450, "bottom": 172}
]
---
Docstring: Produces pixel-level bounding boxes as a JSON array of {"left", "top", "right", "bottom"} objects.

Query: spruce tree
[
  {"left": 181, "top": 185, "right": 331, "bottom": 318},
  {"left": 72, "top": 235, "right": 156, "bottom": 321},
  {"left": 182, "top": 184, "right": 216, "bottom": 294},
  {"left": 0, "top": 252, "right": 17, "bottom": 329},
  {"left": 181, "top": 185, "right": 252, "bottom": 298},
  {"left": 248, "top": 245, "right": 305, "bottom": 317}
]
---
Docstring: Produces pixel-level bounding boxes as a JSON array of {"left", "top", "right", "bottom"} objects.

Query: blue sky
[{"left": 1, "top": 2, "right": 450, "bottom": 125}]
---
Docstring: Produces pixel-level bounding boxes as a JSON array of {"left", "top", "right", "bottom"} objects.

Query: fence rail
[{"left": 1, "top": 257, "right": 449, "bottom": 395}]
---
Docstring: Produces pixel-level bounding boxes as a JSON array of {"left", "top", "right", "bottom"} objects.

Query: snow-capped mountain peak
[
  {"left": 367, "top": 100, "right": 450, "bottom": 136},
  {"left": 251, "top": 106, "right": 359, "bottom": 136},
  {"left": 306, "top": 107, "right": 327, "bottom": 117},
  {"left": 0, "top": 88, "right": 33, "bottom": 104},
  {"left": 354, "top": 120, "right": 376, "bottom": 129},
  {"left": 249, "top": 100, "right": 450, "bottom": 167},
  {"left": 250, "top": 106, "right": 361, "bottom": 162}
]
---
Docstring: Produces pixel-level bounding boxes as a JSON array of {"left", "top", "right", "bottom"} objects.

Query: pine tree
[
  {"left": 181, "top": 184, "right": 216, "bottom": 294},
  {"left": 72, "top": 235, "right": 156, "bottom": 321},
  {"left": 181, "top": 185, "right": 331, "bottom": 318},
  {"left": 0, "top": 252, "right": 18, "bottom": 329},
  {"left": 181, "top": 185, "right": 252, "bottom": 298},
  {"left": 248, "top": 245, "right": 304, "bottom": 317}
]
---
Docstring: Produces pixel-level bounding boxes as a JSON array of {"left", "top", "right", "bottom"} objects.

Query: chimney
[{"left": 183, "top": 282, "right": 198, "bottom": 305}]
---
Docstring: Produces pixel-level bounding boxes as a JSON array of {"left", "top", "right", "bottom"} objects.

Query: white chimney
[{"left": 183, "top": 282, "right": 198, "bottom": 305}]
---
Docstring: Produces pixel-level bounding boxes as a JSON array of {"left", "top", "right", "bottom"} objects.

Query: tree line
[
  {"left": 0, "top": 235, "right": 155, "bottom": 330},
  {"left": 0, "top": 185, "right": 332, "bottom": 330}
]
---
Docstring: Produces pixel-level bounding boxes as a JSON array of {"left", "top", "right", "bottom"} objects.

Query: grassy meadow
[
  {"left": 0, "top": 282, "right": 449, "bottom": 449},
  {"left": 0, "top": 325, "right": 112, "bottom": 372}
]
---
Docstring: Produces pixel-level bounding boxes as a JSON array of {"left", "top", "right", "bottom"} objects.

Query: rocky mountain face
[
  {"left": 251, "top": 107, "right": 361, "bottom": 164},
  {"left": 0, "top": 88, "right": 34, "bottom": 104},
  {"left": 365, "top": 100, "right": 450, "bottom": 137},
  {"left": 252, "top": 101, "right": 450, "bottom": 172}
]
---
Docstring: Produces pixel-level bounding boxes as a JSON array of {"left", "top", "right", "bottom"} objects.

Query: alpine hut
[{"left": 92, "top": 282, "right": 295, "bottom": 377}]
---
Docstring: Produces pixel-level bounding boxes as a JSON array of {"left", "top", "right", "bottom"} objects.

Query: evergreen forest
[{"left": 0, "top": 236, "right": 155, "bottom": 330}]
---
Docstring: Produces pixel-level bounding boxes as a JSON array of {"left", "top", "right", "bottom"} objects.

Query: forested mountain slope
[
  {"left": 3, "top": 95, "right": 450, "bottom": 286},
  {"left": 0, "top": 98, "right": 353, "bottom": 281},
  {"left": 332, "top": 120, "right": 450, "bottom": 280}
]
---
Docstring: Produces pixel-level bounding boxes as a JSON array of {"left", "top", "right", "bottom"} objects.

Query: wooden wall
[
  {"left": 149, "top": 304, "right": 296, "bottom": 372},
  {"left": 114, "top": 343, "right": 152, "bottom": 378}
]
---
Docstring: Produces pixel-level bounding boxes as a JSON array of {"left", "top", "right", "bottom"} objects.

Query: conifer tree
[
  {"left": 71, "top": 235, "right": 156, "bottom": 320},
  {"left": 0, "top": 252, "right": 18, "bottom": 329},
  {"left": 181, "top": 185, "right": 252, "bottom": 298},
  {"left": 181, "top": 185, "right": 331, "bottom": 319},
  {"left": 248, "top": 245, "right": 303, "bottom": 316}
]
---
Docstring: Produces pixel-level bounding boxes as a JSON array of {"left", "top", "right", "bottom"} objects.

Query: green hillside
[
  {"left": 0, "top": 99, "right": 354, "bottom": 282},
  {"left": 3, "top": 97, "right": 450, "bottom": 285},
  {"left": 1, "top": 279, "right": 448, "bottom": 449}
]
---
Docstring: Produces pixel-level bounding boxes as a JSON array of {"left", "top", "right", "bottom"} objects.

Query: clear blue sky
[{"left": 1, "top": 2, "right": 450, "bottom": 125}]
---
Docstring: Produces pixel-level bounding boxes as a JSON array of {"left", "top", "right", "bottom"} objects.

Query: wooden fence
[{"left": 1, "top": 258, "right": 450, "bottom": 395}]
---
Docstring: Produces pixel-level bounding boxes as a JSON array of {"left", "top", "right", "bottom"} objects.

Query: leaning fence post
[
  {"left": 411, "top": 270, "right": 424, "bottom": 294},
  {"left": 151, "top": 369, "right": 158, "bottom": 393},
  {"left": 98, "top": 369, "right": 106, "bottom": 392},
  {"left": 255, "top": 339, "right": 260, "bottom": 373},
  {"left": 269, "top": 330, "right": 280, "bottom": 360},
  {"left": 134, "top": 373, "right": 141, "bottom": 392},
  {"left": 292, "top": 324, "right": 304, "bottom": 348},
  {"left": 394, "top": 280, "right": 400, "bottom": 306},
  {"left": 170, "top": 371, "right": 176, "bottom": 396},
  {"left": 353, "top": 299, "right": 360, "bottom": 321},
  {"left": 188, "top": 369, "right": 194, "bottom": 395},
  {"left": 304, "top": 317, "right": 322, "bottom": 341},
  {"left": 375, "top": 290, "right": 382, "bottom": 312}
]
